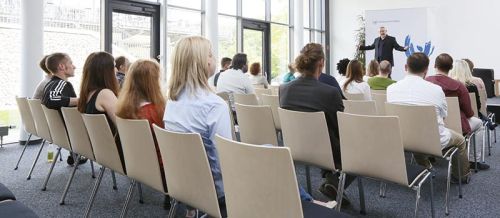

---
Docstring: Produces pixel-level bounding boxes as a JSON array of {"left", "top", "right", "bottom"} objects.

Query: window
[
  {"left": 112, "top": 12, "right": 152, "bottom": 60},
  {"left": 271, "top": 24, "right": 289, "bottom": 79},
  {"left": 303, "top": 0, "right": 325, "bottom": 45},
  {"left": 167, "top": 0, "right": 201, "bottom": 10},
  {"left": 271, "top": 0, "right": 289, "bottom": 24},
  {"left": 218, "top": 15, "right": 237, "bottom": 62},
  {"left": 242, "top": 0, "right": 265, "bottom": 20},
  {"left": 218, "top": 0, "right": 236, "bottom": 15}
]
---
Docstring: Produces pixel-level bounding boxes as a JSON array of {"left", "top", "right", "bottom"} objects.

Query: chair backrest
[
  {"left": 444, "top": 97, "right": 463, "bottom": 134},
  {"left": 260, "top": 94, "right": 281, "bottom": 130},
  {"left": 216, "top": 92, "right": 230, "bottom": 102},
  {"left": 338, "top": 112, "right": 409, "bottom": 186},
  {"left": 270, "top": 85, "right": 279, "bottom": 95},
  {"left": 254, "top": 88, "right": 272, "bottom": 104},
  {"left": 345, "top": 93, "right": 365, "bottom": 100},
  {"left": 82, "top": 114, "right": 125, "bottom": 175},
  {"left": 61, "top": 107, "right": 96, "bottom": 161},
  {"left": 342, "top": 100, "right": 377, "bottom": 115},
  {"left": 42, "top": 106, "right": 72, "bottom": 151},
  {"left": 469, "top": 93, "right": 479, "bottom": 118},
  {"left": 371, "top": 89, "right": 387, "bottom": 94},
  {"left": 116, "top": 117, "right": 165, "bottom": 193},
  {"left": 235, "top": 104, "right": 278, "bottom": 146},
  {"left": 15, "top": 97, "right": 37, "bottom": 135},
  {"left": 371, "top": 93, "right": 387, "bottom": 115},
  {"left": 385, "top": 103, "right": 443, "bottom": 157},
  {"left": 278, "top": 108, "right": 335, "bottom": 170},
  {"left": 27, "top": 99, "right": 51, "bottom": 142},
  {"left": 216, "top": 136, "right": 303, "bottom": 218},
  {"left": 233, "top": 93, "right": 259, "bottom": 106},
  {"left": 153, "top": 125, "right": 221, "bottom": 217},
  {"left": 478, "top": 88, "right": 488, "bottom": 116},
  {"left": 253, "top": 84, "right": 266, "bottom": 89}
]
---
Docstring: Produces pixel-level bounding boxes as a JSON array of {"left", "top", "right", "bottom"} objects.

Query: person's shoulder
[{"left": 97, "top": 88, "right": 117, "bottom": 99}]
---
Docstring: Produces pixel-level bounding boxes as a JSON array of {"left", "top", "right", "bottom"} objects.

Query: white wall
[{"left": 330, "top": 0, "right": 500, "bottom": 78}]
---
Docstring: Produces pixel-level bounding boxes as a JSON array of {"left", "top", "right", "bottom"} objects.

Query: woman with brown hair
[
  {"left": 341, "top": 60, "right": 372, "bottom": 100},
  {"left": 247, "top": 62, "right": 269, "bottom": 88},
  {"left": 364, "top": 59, "right": 379, "bottom": 81}
]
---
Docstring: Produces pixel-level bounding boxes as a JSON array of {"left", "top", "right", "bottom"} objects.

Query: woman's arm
[{"left": 96, "top": 89, "right": 118, "bottom": 123}]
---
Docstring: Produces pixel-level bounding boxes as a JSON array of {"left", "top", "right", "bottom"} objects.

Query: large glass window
[
  {"left": 242, "top": 0, "right": 265, "bottom": 20},
  {"left": 218, "top": 15, "right": 237, "bottom": 62},
  {"left": 271, "top": 0, "right": 289, "bottom": 24},
  {"left": 218, "top": 0, "right": 236, "bottom": 15},
  {"left": 167, "top": 0, "right": 201, "bottom": 10},
  {"left": 112, "top": 12, "right": 152, "bottom": 60},
  {"left": 303, "top": 0, "right": 325, "bottom": 45},
  {"left": 271, "top": 24, "right": 289, "bottom": 79}
]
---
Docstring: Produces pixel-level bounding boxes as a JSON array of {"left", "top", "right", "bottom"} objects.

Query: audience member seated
[
  {"left": 32, "top": 55, "right": 51, "bottom": 99},
  {"left": 114, "top": 56, "right": 130, "bottom": 88},
  {"left": 247, "top": 62, "right": 269, "bottom": 88},
  {"left": 335, "top": 58, "right": 349, "bottom": 84},
  {"left": 449, "top": 59, "right": 490, "bottom": 170},
  {"left": 163, "top": 36, "right": 231, "bottom": 217},
  {"left": 341, "top": 60, "right": 372, "bottom": 100},
  {"left": 282, "top": 63, "right": 296, "bottom": 83},
  {"left": 77, "top": 51, "right": 125, "bottom": 171},
  {"left": 41, "top": 52, "right": 82, "bottom": 166},
  {"left": 367, "top": 60, "right": 396, "bottom": 90},
  {"left": 387, "top": 52, "right": 471, "bottom": 182},
  {"left": 463, "top": 58, "right": 487, "bottom": 95},
  {"left": 210, "top": 57, "right": 231, "bottom": 87},
  {"left": 279, "top": 43, "right": 354, "bottom": 205},
  {"left": 364, "top": 59, "right": 379, "bottom": 81},
  {"left": 318, "top": 72, "right": 345, "bottom": 99},
  {"left": 216, "top": 53, "right": 255, "bottom": 108}
]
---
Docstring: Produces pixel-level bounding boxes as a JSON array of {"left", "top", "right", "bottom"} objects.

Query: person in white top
[
  {"left": 247, "top": 62, "right": 269, "bottom": 88},
  {"left": 387, "top": 52, "right": 470, "bottom": 181},
  {"left": 341, "top": 60, "right": 372, "bottom": 100},
  {"left": 216, "top": 53, "right": 255, "bottom": 107}
]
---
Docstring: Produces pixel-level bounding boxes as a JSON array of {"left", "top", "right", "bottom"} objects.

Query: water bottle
[{"left": 47, "top": 144, "right": 54, "bottom": 163}]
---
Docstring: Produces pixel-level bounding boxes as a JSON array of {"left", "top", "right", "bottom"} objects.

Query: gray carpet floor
[{"left": 1, "top": 132, "right": 500, "bottom": 217}]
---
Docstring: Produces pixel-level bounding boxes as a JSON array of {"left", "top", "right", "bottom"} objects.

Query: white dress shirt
[
  {"left": 341, "top": 80, "right": 372, "bottom": 100},
  {"left": 387, "top": 74, "right": 451, "bottom": 147}
]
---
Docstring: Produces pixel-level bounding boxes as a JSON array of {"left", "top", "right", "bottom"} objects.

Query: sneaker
[
  {"left": 78, "top": 157, "right": 88, "bottom": 165},
  {"left": 66, "top": 156, "right": 75, "bottom": 166},
  {"left": 469, "top": 162, "right": 490, "bottom": 170},
  {"left": 318, "top": 183, "right": 351, "bottom": 207}
]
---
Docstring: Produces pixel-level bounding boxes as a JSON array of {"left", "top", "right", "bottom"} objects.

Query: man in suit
[{"left": 359, "top": 26, "right": 408, "bottom": 66}]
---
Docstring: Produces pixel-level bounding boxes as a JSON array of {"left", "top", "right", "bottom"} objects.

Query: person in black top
[
  {"left": 212, "top": 57, "right": 232, "bottom": 87},
  {"left": 318, "top": 72, "right": 345, "bottom": 99},
  {"left": 359, "top": 26, "right": 408, "bottom": 66}
]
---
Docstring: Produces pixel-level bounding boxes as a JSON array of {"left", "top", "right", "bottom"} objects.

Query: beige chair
[
  {"left": 342, "top": 100, "right": 377, "bottom": 115},
  {"left": 235, "top": 103, "right": 278, "bottom": 146},
  {"left": 216, "top": 93, "right": 237, "bottom": 140},
  {"left": 26, "top": 99, "right": 53, "bottom": 180},
  {"left": 385, "top": 103, "right": 463, "bottom": 215},
  {"left": 253, "top": 84, "right": 266, "bottom": 89},
  {"left": 260, "top": 94, "right": 281, "bottom": 130},
  {"left": 371, "top": 93, "right": 387, "bottom": 115},
  {"left": 216, "top": 92, "right": 230, "bottom": 102},
  {"left": 469, "top": 93, "right": 479, "bottom": 118},
  {"left": 82, "top": 114, "right": 126, "bottom": 218},
  {"left": 59, "top": 107, "right": 96, "bottom": 205},
  {"left": 14, "top": 97, "right": 41, "bottom": 175},
  {"left": 270, "top": 85, "right": 280, "bottom": 95},
  {"left": 371, "top": 89, "right": 387, "bottom": 94},
  {"left": 215, "top": 135, "right": 346, "bottom": 218},
  {"left": 337, "top": 112, "right": 434, "bottom": 217},
  {"left": 445, "top": 97, "right": 463, "bottom": 134},
  {"left": 278, "top": 108, "right": 336, "bottom": 194},
  {"left": 254, "top": 88, "right": 272, "bottom": 104},
  {"left": 233, "top": 93, "right": 259, "bottom": 106},
  {"left": 344, "top": 93, "right": 364, "bottom": 100},
  {"left": 153, "top": 125, "right": 222, "bottom": 218},
  {"left": 116, "top": 117, "right": 168, "bottom": 217}
]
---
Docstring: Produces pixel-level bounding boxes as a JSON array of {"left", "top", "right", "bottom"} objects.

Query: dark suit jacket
[
  {"left": 279, "top": 76, "right": 345, "bottom": 167},
  {"left": 360, "top": 35, "right": 405, "bottom": 66}
]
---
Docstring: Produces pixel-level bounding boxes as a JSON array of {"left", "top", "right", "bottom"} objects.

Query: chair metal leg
[
  {"left": 41, "top": 147, "right": 61, "bottom": 191},
  {"left": 336, "top": 172, "right": 346, "bottom": 212},
  {"left": 59, "top": 151, "right": 63, "bottom": 161},
  {"left": 14, "top": 134, "right": 32, "bottom": 170},
  {"left": 457, "top": 152, "right": 463, "bottom": 199},
  {"left": 168, "top": 199, "right": 178, "bottom": 218},
  {"left": 488, "top": 128, "right": 492, "bottom": 156},
  {"left": 111, "top": 171, "right": 118, "bottom": 190},
  {"left": 482, "top": 126, "right": 487, "bottom": 162},
  {"left": 472, "top": 134, "right": 478, "bottom": 172},
  {"left": 84, "top": 167, "right": 106, "bottom": 218},
  {"left": 445, "top": 159, "right": 452, "bottom": 215},
  {"left": 120, "top": 180, "right": 137, "bottom": 218},
  {"left": 27, "top": 140, "right": 46, "bottom": 180},
  {"left": 90, "top": 160, "right": 95, "bottom": 178},
  {"left": 414, "top": 185, "right": 421, "bottom": 218},
  {"left": 60, "top": 155, "right": 80, "bottom": 205},
  {"left": 379, "top": 182, "right": 384, "bottom": 198},
  {"left": 305, "top": 165, "right": 312, "bottom": 195},
  {"left": 137, "top": 183, "right": 144, "bottom": 204},
  {"left": 430, "top": 172, "right": 435, "bottom": 218},
  {"left": 357, "top": 178, "right": 366, "bottom": 215}
]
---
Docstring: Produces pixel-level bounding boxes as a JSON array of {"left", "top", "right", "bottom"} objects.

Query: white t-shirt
[{"left": 341, "top": 80, "right": 372, "bottom": 100}]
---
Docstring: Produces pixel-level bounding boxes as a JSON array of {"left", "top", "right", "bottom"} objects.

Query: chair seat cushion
[
  {"left": 302, "top": 200, "right": 351, "bottom": 218},
  {"left": 406, "top": 164, "right": 428, "bottom": 185},
  {"left": 0, "top": 183, "right": 16, "bottom": 201},
  {"left": 0, "top": 201, "right": 38, "bottom": 218}
]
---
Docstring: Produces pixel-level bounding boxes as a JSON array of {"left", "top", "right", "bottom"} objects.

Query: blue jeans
[{"left": 299, "top": 186, "right": 313, "bottom": 201}]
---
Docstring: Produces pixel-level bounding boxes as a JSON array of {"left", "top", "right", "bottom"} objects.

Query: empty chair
[
  {"left": 215, "top": 135, "right": 349, "bottom": 218},
  {"left": 270, "top": 85, "right": 279, "bottom": 95},
  {"left": 154, "top": 126, "right": 223, "bottom": 217},
  {"left": 254, "top": 88, "right": 272, "bottom": 104},
  {"left": 233, "top": 93, "right": 259, "bottom": 106},
  {"left": 342, "top": 100, "right": 377, "bottom": 115},
  {"left": 385, "top": 103, "right": 464, "bottom": 215},
  {"left": 14, "top": 97, "right": 42, "bottom": 175},
  {"left": 371, "top": 89, "right": 387, "bottom": 94},
  {"left": 25, "top": 99, "right": 53, "bottom": 180},
  {"left": 59, "top": 107, "right": 96, "bottom": 205},
  {"left": 337, "top": 112, "right": 434, "bottom": 217},
  {"left": 260, "top": 94, "right": 281, "bottom": 130},
  {"left": 116, "top": 117, "right": 168, "bottom": 217},
  {"left": 371, "top": 93, "right": 387, "bottom": 115},
  {"left": 235, "top": 103, "right": 278, "bottom": 146},
  {"left": 82, "top": 114, "right": 126, "bottom": 218},
  {"left": 344, "top": 93, "right": 364, "bottom": 100}
]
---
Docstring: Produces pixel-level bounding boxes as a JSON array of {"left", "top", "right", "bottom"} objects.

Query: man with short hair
[
  {"left": 359, "top": 26, "right": 408, "bottom": 66},
  {"left": 387, "top": 52, "right": 471, "bottom": 181},
  {"left": 367, "top": 60, "right": 396, "bottom": 90},
  {"left": 216, "top": 53, "right": 255, "bottom": 108},
  {"left": 211, "top": 57, "right": 232, "bottom": 87}
]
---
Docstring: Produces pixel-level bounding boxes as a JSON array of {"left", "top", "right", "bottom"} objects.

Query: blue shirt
[{"left": 163, "top": 88, "right": 232, "bottom": 198}]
